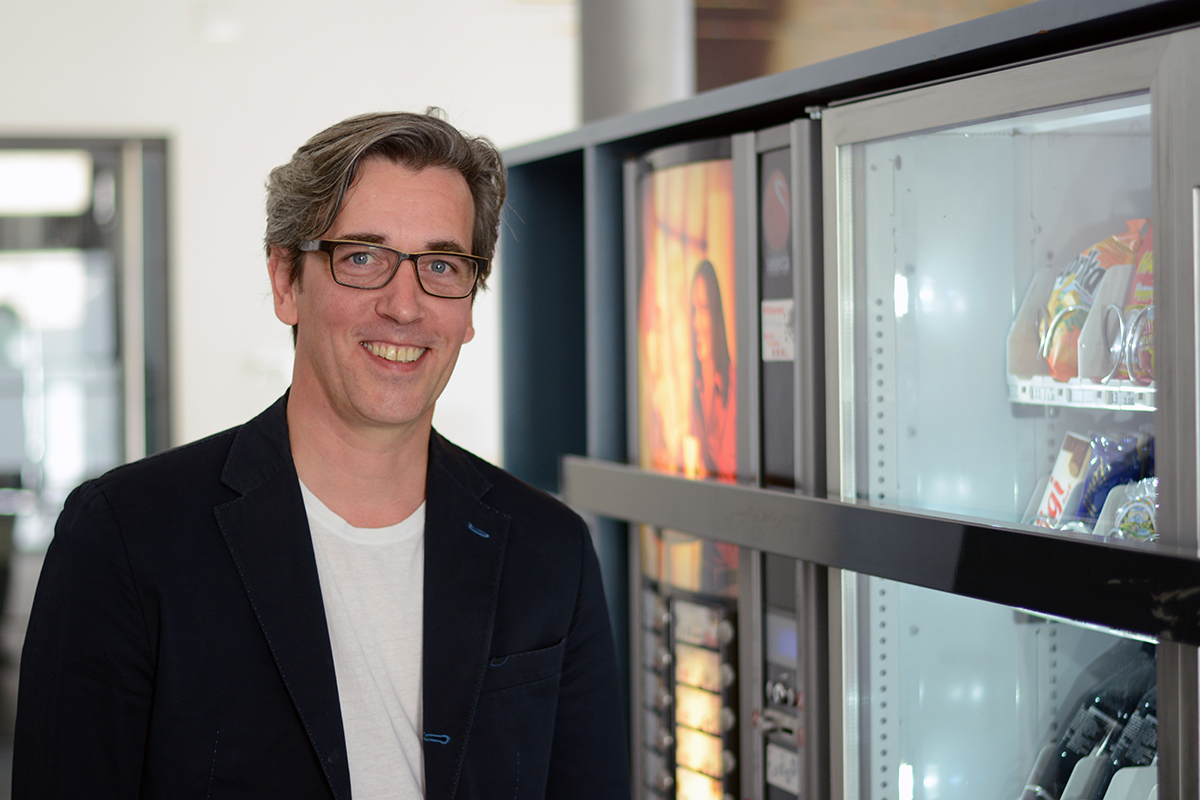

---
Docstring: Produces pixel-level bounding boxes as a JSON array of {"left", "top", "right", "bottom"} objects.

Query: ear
[
  {"left": 268, "top": 246, "right": 299, "bottom": 326},
  {"left": 463, "top": 304, "right": 475, "bottom": 344}
]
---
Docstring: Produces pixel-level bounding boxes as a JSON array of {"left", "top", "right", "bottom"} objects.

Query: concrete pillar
[{"left": 579, "top": 0, "right": 695, "bottom": 123}]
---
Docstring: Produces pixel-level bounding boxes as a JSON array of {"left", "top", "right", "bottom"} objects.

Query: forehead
[{"left": 331, "top": 156, "right": 474, "bottom": 243}]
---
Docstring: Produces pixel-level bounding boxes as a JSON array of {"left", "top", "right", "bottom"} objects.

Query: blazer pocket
[{"left": 481, "top": 638, "right": 566, "bottom": 694}]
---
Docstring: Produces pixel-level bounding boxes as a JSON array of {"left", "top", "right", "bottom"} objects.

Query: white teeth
[{"left": 364, "top": 342, "right": 424, "bottom": 363}]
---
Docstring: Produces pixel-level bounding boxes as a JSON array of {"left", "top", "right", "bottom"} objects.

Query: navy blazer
[{"left": 14, "top": 395, "right": 630, "bottom": 799}]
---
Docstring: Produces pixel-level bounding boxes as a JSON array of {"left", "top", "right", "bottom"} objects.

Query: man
[{"left": 14, "top": 110, "right": 630, "bottom": 799}]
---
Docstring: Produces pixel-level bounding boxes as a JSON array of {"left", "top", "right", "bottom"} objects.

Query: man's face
[{"left": 269, "top": 157, "right": 476, "bottom": 436}]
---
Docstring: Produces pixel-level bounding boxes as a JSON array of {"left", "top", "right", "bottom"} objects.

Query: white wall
[{"left": 0, "top": 0, "right": 579, "bottom": 466}]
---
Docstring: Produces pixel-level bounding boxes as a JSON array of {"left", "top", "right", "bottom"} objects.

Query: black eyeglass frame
[{"left": 299, "top": 239, "right": 485, "bottom": 299}]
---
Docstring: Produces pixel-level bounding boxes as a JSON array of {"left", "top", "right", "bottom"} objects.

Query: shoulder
[
  {"left": 85, "top": 394, "right": 292, "bottom": 508},
  {"left": 89, "top": 425, "right": 241, "bottom": 501}
]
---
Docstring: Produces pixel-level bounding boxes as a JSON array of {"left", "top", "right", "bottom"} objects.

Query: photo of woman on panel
[
  {"left": 690, "top": 259, "right": 735, "bottom": 480},
  {"left": 637, "top": 152, "right": 736, "bottom": 483}
]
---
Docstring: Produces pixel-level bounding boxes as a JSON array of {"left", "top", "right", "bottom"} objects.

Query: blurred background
[{"left": 0, "top": 0, "right": 1030, "bottom": 789}]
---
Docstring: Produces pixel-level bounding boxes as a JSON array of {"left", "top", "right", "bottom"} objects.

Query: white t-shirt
[{"left": 300, "top": 481, "right": 425, "bottom": 800}]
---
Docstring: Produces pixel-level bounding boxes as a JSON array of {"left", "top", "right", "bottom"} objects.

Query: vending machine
[
  {"left": 821, "top": 27, "right": 1200, "bottom": 800},
  {"left": 626, "top": 120, "right": 833, "bottom": 800}
]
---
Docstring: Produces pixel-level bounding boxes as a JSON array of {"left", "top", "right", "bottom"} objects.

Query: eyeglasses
[{"left": 299, "top": 239, "right": 484, "bottom": 299}]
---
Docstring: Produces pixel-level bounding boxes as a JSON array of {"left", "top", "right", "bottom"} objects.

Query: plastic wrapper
[
  {"left": 1040, "top": 220, "right": 1146, "bottom": 382},
  {"left": 1074, "top": 434, "right": 1153, "bottom": 526},
  {"left": 1112, "top": 477, "right": 1159, "bottom": 542}
]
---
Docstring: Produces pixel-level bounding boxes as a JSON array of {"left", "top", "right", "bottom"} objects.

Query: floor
[{"left": 0, "top": 552, "right": 45, "bottom": 799}]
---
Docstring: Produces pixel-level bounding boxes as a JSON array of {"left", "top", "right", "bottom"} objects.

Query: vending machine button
[
  {"left": 655, "top": 647, "right": 672, "bottom": 670},
  {"left": 722, "top": 749, "right": 737, "bottom": 774},
  {"left": 720, "top": 663, "right": 736, "bottom": 688},
  {"left": 720, "top": 706, "right": 736, "bottom": 731},
  {"left": 717, "top": 619, "right": 735, "bottom": 645}
]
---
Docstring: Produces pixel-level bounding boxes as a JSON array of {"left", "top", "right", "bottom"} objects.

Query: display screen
[{"left": 765, "top": 609, "right": 798, "bottom": 668}]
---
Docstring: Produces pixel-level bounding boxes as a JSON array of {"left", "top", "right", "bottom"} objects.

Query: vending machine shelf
[{"left": 1007, "top": 375, "right": 1155, "bottom": 412}]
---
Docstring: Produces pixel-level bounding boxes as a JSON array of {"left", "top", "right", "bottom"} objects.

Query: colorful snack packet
[
  {"left": 1035, "top": 432, "right": 1092, "bottom": 528},
  {"left": 1122, "top": 221, "right": 1154, "bottom": 384},
  {"left": 1112, "top": 477, "right": 1158, "bottom": 542},
  {"left": 1040, "top": 220, "right": 1146, "bottom": 382},
  {"left": 1074, "top": 434, "right": 1152, "bottom": 526}
]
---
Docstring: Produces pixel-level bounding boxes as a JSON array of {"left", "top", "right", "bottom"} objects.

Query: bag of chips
[
  {"left": 1074, "top": 434, "right": 1153, "bottom": 526},
  {"left": 1112, "top": 477, "right": 1158, "bottom": 542},
  {"left": 1040, "top": 220, "right": 1146, "bottom": 382},
  {"left": 1122, "top": 221, "right": 1154, "bottom": 384}
]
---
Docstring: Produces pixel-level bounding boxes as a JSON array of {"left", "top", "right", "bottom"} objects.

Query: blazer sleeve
[
  {"left": 13, "top": 480, "right": 155, "bottom": 798},
  {"left": 544, "top": 520, "right": 631, "bottom": 799}
]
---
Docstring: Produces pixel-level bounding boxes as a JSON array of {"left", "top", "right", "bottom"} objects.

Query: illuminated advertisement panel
[{"left": 637, "top": 142, "right": 737, "bottom": 482}]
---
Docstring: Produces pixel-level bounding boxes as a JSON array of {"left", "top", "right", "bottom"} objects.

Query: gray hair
[{"left": 264, "top": 108, "right": 506, "bottom": 292}]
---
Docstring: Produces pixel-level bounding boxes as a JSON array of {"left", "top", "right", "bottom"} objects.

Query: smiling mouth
[{"left": 363, "top": 342, "right": 426, "bottom": 363}]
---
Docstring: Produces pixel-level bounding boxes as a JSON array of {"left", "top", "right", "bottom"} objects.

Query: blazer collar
[{"left": 214, "top": 394, "right": 352, "bottom": 800}]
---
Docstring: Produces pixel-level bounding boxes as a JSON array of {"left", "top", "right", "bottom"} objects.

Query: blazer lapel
[
  {"left": 213, "top": 397, "right": 351, "bottom": 800},
  {"left": 422, "top": 434, "right": 511, "bottom": 800}
]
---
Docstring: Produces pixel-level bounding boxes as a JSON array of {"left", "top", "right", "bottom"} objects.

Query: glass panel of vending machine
[
  {"left": 842, "top": 574, "right": 1157, "bottom": 800},
  {"left": 840, "top": 90, "right": 1154, "bottom": 537},
  {"left": 822, "top": 34, "right": 1193, "bottom": 800}
]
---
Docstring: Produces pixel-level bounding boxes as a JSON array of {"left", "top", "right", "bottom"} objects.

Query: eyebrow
[{"left": 331, "top": 232, "right": 471, "bottom": 255}]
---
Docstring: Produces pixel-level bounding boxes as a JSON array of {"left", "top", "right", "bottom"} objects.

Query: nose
[{"left": 374, "top": 258, "right": 425, "bottom": 323}]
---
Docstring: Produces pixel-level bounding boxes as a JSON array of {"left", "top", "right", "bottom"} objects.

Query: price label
[
  {"left": 1029, "top": 384, "right": 1055, "bottom": 403},
  {"left": 761, "top": 299, "right": 795, "bottom": 362},
  {"left": 766, "top": 742, "right": 801, "bottom": 794},
  {"left": 1109, "top": 390, "right": 1137, "bottom": 408}
]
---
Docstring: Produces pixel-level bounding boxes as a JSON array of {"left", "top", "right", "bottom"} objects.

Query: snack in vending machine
[
  {"left": 1034, "top": 432, "right": 1092, "bottom": 528},
  {"left": 1086, "top": 685, "right": 1157, "bottom": 800},
  {"left": 1122, "top": 221, "right": 1154, "bottom": 385},
  {"left": 1074, "top": 434, "right": 1153, "bottom": 527},
  {"left": 1019, "top": 643, "right": 1156, "bottom": 800},
  {"left": 1039, "top": 220, "right": 1146, "bottom": 382},
  {"left": 1111, "top": 477, "right": 1159, "bottom": 542}
]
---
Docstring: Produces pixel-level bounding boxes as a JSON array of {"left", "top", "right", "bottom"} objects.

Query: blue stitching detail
[
  {"left": 423, "top": 733, "right": 451, "bottom": 745},
  {"left": 468, "top": 523, "right": 489, "bottom": 538},
  {"left": 490, "top": 656, "right": 509, "bottom": 666},
  {"left": 207, "top": 729, "right": 219, "bottom": 799}
]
